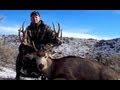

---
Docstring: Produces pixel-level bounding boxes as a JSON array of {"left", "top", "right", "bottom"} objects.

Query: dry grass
[
  {"left": 107, "top": 55, "right": 120, "bottom": 72},
  {"left": 0, "top": 43, "right": 18, "bottom": 69}
]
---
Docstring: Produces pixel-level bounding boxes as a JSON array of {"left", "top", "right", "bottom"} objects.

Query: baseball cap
[{"left": 30, "top": 11, "right": 40, "bottom": 17}]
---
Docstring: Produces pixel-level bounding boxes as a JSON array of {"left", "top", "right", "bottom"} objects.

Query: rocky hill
[{"left": 1, "top": 35, "right": 120, "bottom": 79}]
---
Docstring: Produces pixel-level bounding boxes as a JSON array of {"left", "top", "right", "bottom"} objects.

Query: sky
[{"left": 0, "top": 10, "right": 120, "bottom": 40}]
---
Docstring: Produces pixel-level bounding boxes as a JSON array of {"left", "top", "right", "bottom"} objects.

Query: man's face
[{"left": 31, "top": 15, "right": 40, "bottom": 24}]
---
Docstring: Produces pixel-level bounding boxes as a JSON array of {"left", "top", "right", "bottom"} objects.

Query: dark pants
[{"left": 15, "top": 53, "right": 23, "bottom": 79}]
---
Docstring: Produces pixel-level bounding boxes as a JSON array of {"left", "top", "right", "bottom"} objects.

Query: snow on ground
[
  {"left": 0, "top": 67, "right": 42, "bottom": 80},
  {"left": 0, "top": 67, "right": 16, "bottom": 80},
  {"left": 52, "top": 37, "right": 97, "bottom": 58},
  {"left": 1, "top": 35, "right": 120, "bottom": 79}
]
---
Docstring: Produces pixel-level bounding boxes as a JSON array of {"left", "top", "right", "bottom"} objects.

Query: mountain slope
[{"left": 1, "top": 35, "right": 120, "bottom": 79}]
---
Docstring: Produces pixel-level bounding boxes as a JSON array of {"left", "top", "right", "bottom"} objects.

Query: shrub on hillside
[{"left": 0, "top": 43, "right": 18, "bottom": 69}]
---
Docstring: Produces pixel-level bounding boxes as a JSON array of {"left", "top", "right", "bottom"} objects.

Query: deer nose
[{"left": 39, "top": 64, "right": 44, "bottom": 70}]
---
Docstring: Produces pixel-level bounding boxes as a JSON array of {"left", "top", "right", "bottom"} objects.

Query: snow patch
[{"left": 0, "top": 67, "right": 16, "bottom": 80}]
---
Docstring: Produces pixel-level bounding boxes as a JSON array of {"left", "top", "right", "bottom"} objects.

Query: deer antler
[
  {"left": 52, "top": 23, "right": 56, "bottom": 32},
  {"left": 18, "top": 21, "right": 25, "bottom": 44},
  {"left": 58, "top": 23, "right": 62, "bottom": 40},
  {"left": 57, "top": 23, "right": 60, "bottom": 37},
  {"left": 18, "top": 21, "right": 39, "bottom": 52},
  {"left": 18, "top": 22, "right": 31, "bottom": 46},
  {"left": 32, "top": 41, "right": 38, "bottom": 52},
  {"left": 52, "top": 22, "right": 62, "bottom": 40}
]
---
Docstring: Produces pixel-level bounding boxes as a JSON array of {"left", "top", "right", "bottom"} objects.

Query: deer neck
[{"left": 42, "top": 58, "right": 53, "bottom": 79}]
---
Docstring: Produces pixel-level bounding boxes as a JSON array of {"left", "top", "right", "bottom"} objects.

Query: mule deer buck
[{"left": 25, "top": 48, "right": 120, "bottom": 80}]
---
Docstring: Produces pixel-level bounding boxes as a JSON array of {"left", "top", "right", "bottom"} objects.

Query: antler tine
[
  {"left": 60, "top": 28, "right": 62, "bottom": 40},
  {"left": 57, "top": 23, "right": 61, "bottom": 37},
  {"left": 18, "top": 21, "right": 26, "bottom": 44},
  {"left": 22, "top": 21, "right": 25, "bottom": 41},
  {"left": 52, "top": 23, "right": 56, "bottom": 33},
  {"left": 32, "top": 41, "right": 38, "bottom": 52},
  {"left": 58, "top": 23, "right": 63, "bottom": 41},
  {"left": 18, "top": 27, "right": 22, "bottom": 43},
  {"left": 21, "top": 21, "right": 25, "bottom": 32}
]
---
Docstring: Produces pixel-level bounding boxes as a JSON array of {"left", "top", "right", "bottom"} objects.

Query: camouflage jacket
[{"left": 24, "top": 20, "right": 61, "bottom": 49}]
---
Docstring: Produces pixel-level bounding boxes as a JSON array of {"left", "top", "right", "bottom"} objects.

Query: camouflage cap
[{"left": 30, "top": 11, "right": 40, "bottom": 17}]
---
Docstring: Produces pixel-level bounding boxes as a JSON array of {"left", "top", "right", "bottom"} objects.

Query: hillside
[{"left": 1, "top": 35, "right": 120, "bottom": 79}]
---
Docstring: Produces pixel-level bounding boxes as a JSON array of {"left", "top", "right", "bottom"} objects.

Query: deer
[{"left": 25, "top": 48, "right": 120, "bottom": 80}]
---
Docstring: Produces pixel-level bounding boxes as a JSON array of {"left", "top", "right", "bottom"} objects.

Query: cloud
[
  {"left": 63, "top": 31, "right": 96, "bottom": 39},
  {"left": 0, "top": 25, "right": 117, "bottom": 40},
  {"left": 62, "top": 27, "right": 99, "bottom": 39},
  {"left": 112, "top": 10, "right": 120, "bottom": 14},
  {"left": 62, "top": 27, "right": 95, "bottom": 34},
  {"left": 62, "top": 27, "right": 118, "bottom": 40},
  {"left": 0, "top": 16, "right": 4, "bottom": 23},
  {"left": 0, "top": 25, "right": 20, "bottom": 35},
  {"left": 62, "top": 31, "right": 116, "bottom": 40}
]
